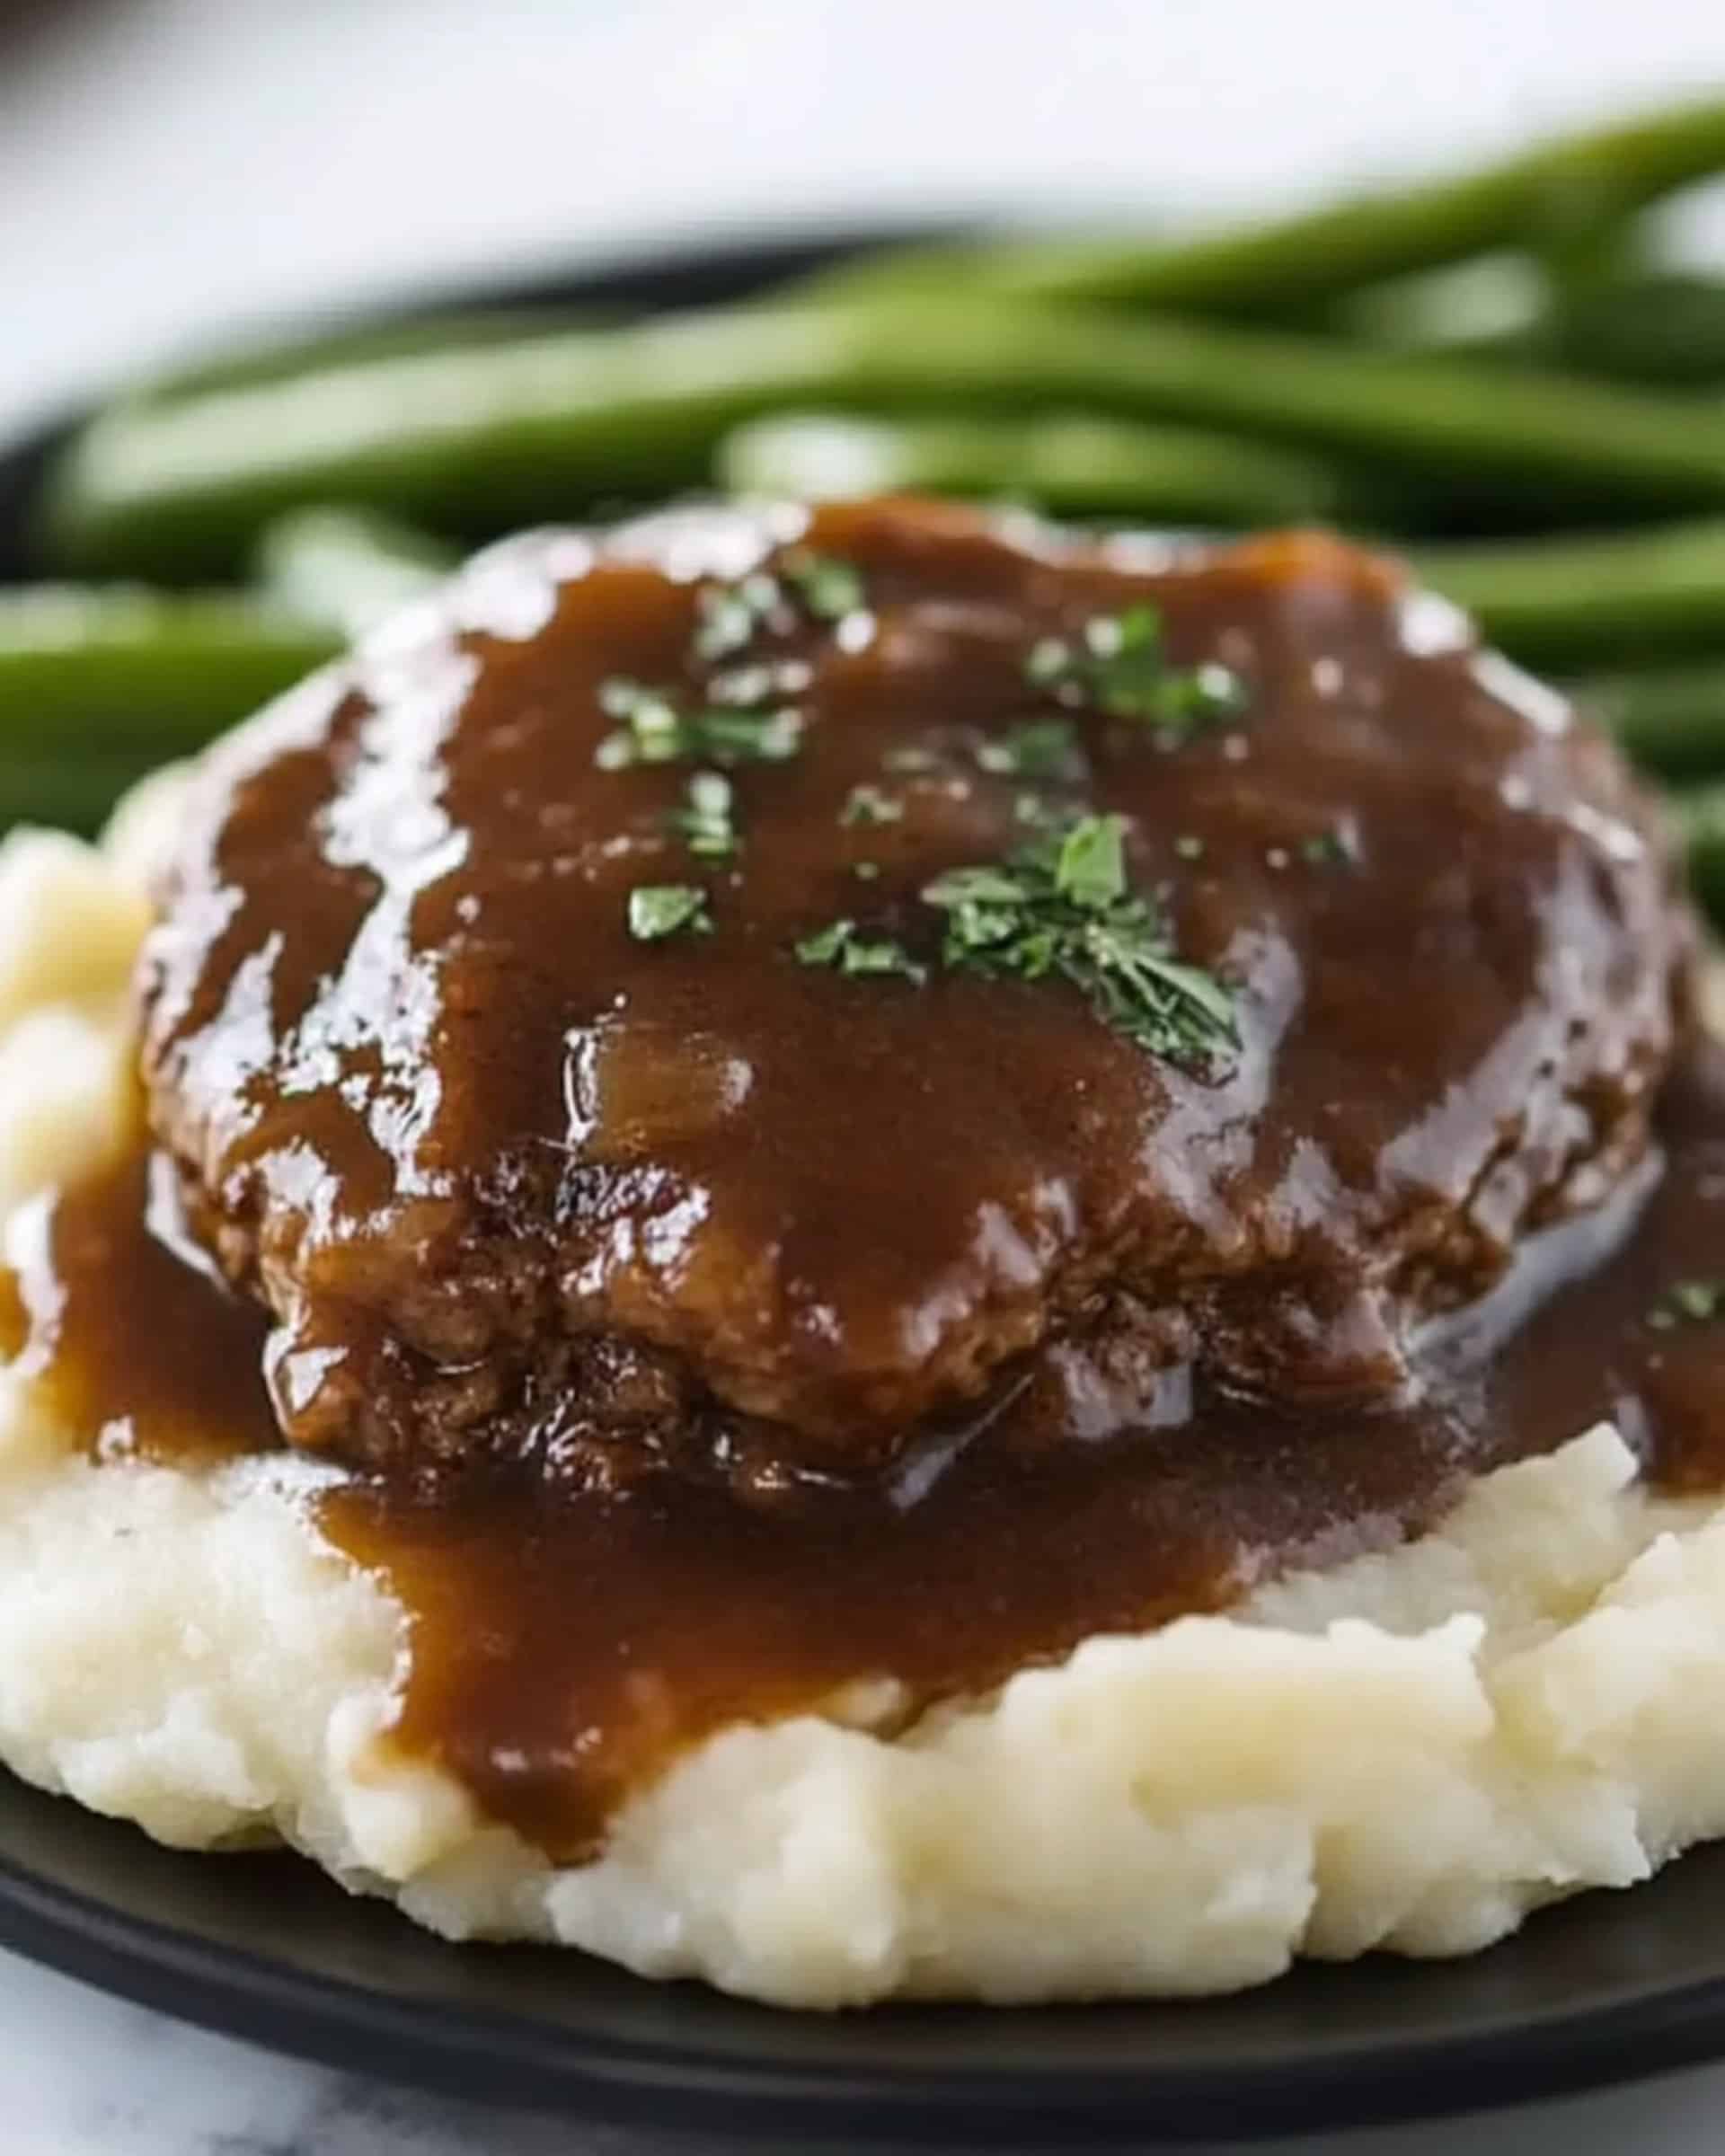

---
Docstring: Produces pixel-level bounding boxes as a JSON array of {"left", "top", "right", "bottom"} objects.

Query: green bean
[
  {"left": 718, "top": 411, "right": 1340, "bottom": 523},
  {"left": 45, "top": 299, "right": 1725, "bottom": 578},
  {"left": 141, "top": 305, "right": 602, "bottom": 403},
  {"left": 254, "top": 507, "right": 456, "bottom": 637},
  {"left": 798, "top": 95, "right": 1725, "bottom": 312},
  {"left": 1331, "top": 262, "right": 1725, "bottom": 387},
  {"left": 0, "top": 751, "right": 176, "bottom": 837},
  {"left": 1413, "top": 517, "right": 1725, "bottom": 668},
  {"left": 1569, "top": 662, "right": 1725, "bottom": 777},
  {"left": 1325, "top": 253, "right": 1552, "bottom": 355},
  {"left": 1535, "top": 271, "right": 1725, "bottom": 386},
  {"left": 0, "top": 587, "right": 338, "bottom": 754}
]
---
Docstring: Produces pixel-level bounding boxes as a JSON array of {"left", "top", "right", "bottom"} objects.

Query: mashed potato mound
[{"left": 4, "top": 807, "right": 1725, "bottom": 2008}]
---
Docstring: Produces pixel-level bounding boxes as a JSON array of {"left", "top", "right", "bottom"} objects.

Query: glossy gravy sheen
[
  {"left": 16, "top": 1052, "right": 1725, "bottom": 1856},
  {"left": 134, "top": 505, "right": 1684, "bottom": 1481},
  {"left": 10, "top": 501, "right": 1725, "bottom": 1861}
]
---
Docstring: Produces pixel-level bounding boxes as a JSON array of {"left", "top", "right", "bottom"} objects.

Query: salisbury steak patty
[{"left": 137, "top": 499, "right": 1691, "bottom": 1491}]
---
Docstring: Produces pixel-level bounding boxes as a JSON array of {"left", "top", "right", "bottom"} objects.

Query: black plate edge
[
  {"left": 6, "top": 1822, "right": 1725, "bottom": 2144},
  {"left": 4, "top": 222, "right": 1725, "bottom": 2146}
]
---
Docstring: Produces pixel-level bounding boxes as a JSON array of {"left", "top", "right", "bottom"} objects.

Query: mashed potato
[{"left": 4, "top": 802, "right": 1725, "bottom": 2008}]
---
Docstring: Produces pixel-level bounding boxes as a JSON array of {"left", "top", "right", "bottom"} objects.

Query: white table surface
[{"left": 6, "top": 1, "right": 1725, "bottom": 2148}]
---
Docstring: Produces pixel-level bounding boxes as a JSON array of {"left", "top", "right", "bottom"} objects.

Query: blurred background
[
  {"left": 13, "top": 0, "right": 1725, "bottom": 853},
  {"left": 14, "top": 11, "right": 1725, "bottom": 2149},
  {"left": 5, "top": 0, "right": 1725, "bottom": 434}
]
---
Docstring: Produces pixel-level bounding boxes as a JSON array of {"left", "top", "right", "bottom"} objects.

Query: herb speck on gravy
[
  {"left": 75, "top": 499, "right": 1707, "bottom": 1857},
  {"left": 626, "top": 883, "right": 713, "bottom": 941}
]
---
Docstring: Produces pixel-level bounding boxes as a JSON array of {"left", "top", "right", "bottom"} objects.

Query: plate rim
[
  {"left": 8, "top": 1812, "right": 1725, "bottom": 2144},
  {"left": 5, "top": 222, "right": 1725, "bottom": 2144}
]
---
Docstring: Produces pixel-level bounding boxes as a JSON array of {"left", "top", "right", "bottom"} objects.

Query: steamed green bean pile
[{"left": 13, "top": 91, "right": 1725, "bottom": 912}]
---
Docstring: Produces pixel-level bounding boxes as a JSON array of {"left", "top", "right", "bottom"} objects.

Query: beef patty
[{"left": 136, "top": 499, "right": 1693, "bottom": 1496}]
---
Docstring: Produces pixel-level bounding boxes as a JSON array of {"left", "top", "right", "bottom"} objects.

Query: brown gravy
[
  {"left": 133, "top": 504, "right": 1685, "bottom": 1490},
  {"left": 11, "top": 1144, "right": 277, "bottom": 1465},
  {"left": 9, "top": 502, "right": 1725, "bottom": 1863},
  {"left": 13, "top": 1048, "right": 1725, "bottom": 1857}
]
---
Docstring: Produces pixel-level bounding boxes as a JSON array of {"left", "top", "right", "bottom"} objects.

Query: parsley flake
[
  {"left": 782, "top": 550, "right": 866, "bottom": 621},
  {"left": 1054, "top": 814, "right": 1126, "bottom": 908},
  {"left": 596, "top": 678, "right": 686, "bottom": 766},
  {"left": 975, "top": 718, "right": 1087, "bottom": 782},
  {"left": 665, "top": 771, "right": 738, "bottom": 859},
  {"left": 921, "top": 813, "right": 1236, "bottom": 1069},
  {"left": 841, "top": 783, "right": 904, "bottom": 828},
  {"left": 794, "top": 917, "right": 925, "bottom": 984},
  {"left": 693, "top": 570, "right": 781, "bottom": 660},
  {"left": 707, "top": 658, "right": 809, "bottom": 708},
  {"left": 628, "top": 884, "right": 712, "bottom": 941},
  {"left": 1025, "top": 605, "right": 1247, "bottom": 742},
  {"left": 596, "top": 680, "right": 803, "bottom": 770},
  {"left": 1649, "top": 1278, "right": 1725, "bottom": 1330},
  {"left": 694, "top": 552, "right": 866, "bottom": 659},
  {"left": 695, "top": 705, "right": 803, "bottom": 764}
]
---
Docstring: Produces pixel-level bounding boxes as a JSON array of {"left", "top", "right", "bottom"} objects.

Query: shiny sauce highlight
[
  {"left": 10, "top": 1061, "right": 1725, "bottom": 1857},
  {"left": 5, "top": 502, "right": 1721, "bottom": 1863}
]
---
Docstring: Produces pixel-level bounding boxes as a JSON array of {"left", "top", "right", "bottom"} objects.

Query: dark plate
[{"left": 4, "top": 229, "right": 1725, "bottom": 2147}]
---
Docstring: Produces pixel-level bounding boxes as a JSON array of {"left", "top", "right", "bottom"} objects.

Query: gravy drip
[
  {"left": 11, "top": 1051, "right": 1725, "bottom": 1856},
  {"left": 6, "top": 502, "right": 1716, "bottom": 1860}
]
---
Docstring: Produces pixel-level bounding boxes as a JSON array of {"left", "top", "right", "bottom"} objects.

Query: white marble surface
[{"left": 7, "top": 0, "right": 1725, "bottom": 2148}]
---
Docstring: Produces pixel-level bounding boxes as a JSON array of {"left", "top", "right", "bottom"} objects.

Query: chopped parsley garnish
[
  {"left": 840, "top": 783, "right": 904, "bottom": 828},
  {"left": 1300, "top": 826, "right": 1358, "bottom": 868},
  {"left": 627, "top": 884, "right": 713, "bottom": 941},
  {"left": 1053, "top": 814, "right": 1128, "bottom": 908},
  {"left": 1025, "top": 604, "right": 1246, "bottom": 741},
  {"left": 921, "top": 812, "right": 1236, "bottom": 1068},
  {"left": 794, "top": 917, "right": 926, "bottom": 984},
  {"left": 596, "top": 678, "right": 802, "bottom": 769},
  {"left": 975, "top": 717, "right": 1086, "bottom": 782},
  {"left": 707, "top": 657, "right": 810, "bottom": 708},
  {"left": 782, "top": 550, "right": 866, "bottom": 621},
  {"left": 1649, "top": 1278, "right": 1725, "bottom": 1330},
  {"left": 694, "top": 571, "right": 780, "bottom": 660},
  {"left": 665, "top": 771, "right": 738, "bottom": 859},
  {"left": 694, "top": 705, "right": 803, "bottom": 764},
  {"left": 692, "top": 554, "right": 864, "bottom": 664},
  {"left": 597, "top": 678, "right": 686, "bottom": 765}
]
